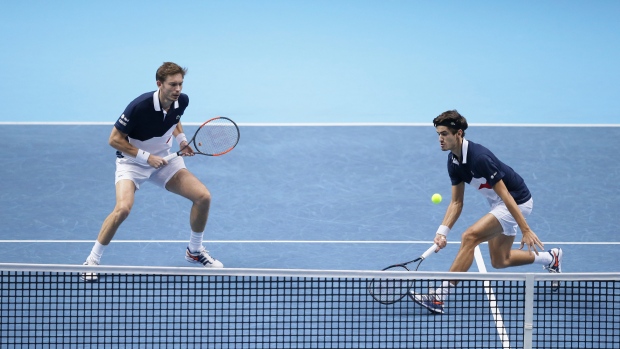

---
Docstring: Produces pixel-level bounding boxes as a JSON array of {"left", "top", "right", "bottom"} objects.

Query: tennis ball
[{"left": 431, "top": 193, "right": 442, "bottom": 204}]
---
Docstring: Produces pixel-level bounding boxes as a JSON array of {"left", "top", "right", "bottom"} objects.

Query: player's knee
[
  {"left": 113, "top": 204, "right": 132, "bottom": 222},
  {"left": 490, "top": 253, "right": 511, "bottom": 269},
  {"left": 195, "top": 189, "right": 211, "bottom": 208},
  {"left": 490, "top": 257, "right": 509, "bottom": 269},
  {"left": 460, "top": 229, "right": 483, "bottom": 248}
]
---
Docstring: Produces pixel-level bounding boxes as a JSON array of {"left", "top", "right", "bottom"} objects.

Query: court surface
[
  {"left": 1, "top": 123, "right": 619, "bottom": 348},
  {"left": 1, "top": 124, "right": 618, "bottom": 272}
]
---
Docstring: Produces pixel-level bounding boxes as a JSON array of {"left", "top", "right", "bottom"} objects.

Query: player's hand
[
  {"left": 179, "top": 141, "right": 195, "bottom": 157},
  {"left": 147, "top": 154, "right": 167, "bottom": 169},
  {"left": 519, "top": 229, "right": 544, "bottom": 255},
  {"left": 434, "top": 234, "right": 447, "bottom": 252}
]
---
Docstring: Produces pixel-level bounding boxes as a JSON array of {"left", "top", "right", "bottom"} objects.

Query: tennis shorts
[
  {"left": 489, "top": 198, "right": 534, "bottom": 236},
  {"left": 114, "top": 155, "right": 186, "bottom": 190}
]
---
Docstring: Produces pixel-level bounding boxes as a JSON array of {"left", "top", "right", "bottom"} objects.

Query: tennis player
[
  {"left": 411, "top": 110, "right": 562, "bottom": 313},
  {"left": 81, "top": 62, "right": 223, "bottom": 281}
]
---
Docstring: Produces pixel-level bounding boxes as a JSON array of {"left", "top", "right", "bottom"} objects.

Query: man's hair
[
  {"left": 433, "top": 110, "right": 468, "bottom": 137},
  {"left": 156, "top": 62, "right": 188, "bottom": 82}
]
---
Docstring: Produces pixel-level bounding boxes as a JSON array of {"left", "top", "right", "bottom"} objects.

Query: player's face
[
  {"left": 436, "top": 126, "right": 461, "bottom": 152},
  {"left": 157, "top": 73, "right": 184, "bottom": 103}
]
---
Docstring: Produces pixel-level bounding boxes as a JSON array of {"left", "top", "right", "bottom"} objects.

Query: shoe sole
[{"left": 80, "top": 273, "right": 98, "bottom": 282}]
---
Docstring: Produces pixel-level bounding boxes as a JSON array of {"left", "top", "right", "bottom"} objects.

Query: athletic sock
[
  {"left": 88, "top": 241, "right": 107, "bottom": 263},
  {"left": 533, "top": 251, "right": 553, "bottom": 265},
  {"left": 188, "top": 231, "right": 204, "bottom": 252}
]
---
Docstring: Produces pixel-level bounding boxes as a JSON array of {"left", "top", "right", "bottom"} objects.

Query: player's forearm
[
  {"left": 441, "top": 201, "right": 463, "bottom": 228},
  {"left": 108, "top": 127, "right": 139, "bottom": 158}
]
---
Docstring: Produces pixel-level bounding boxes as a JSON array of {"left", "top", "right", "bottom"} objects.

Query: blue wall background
[{"left": 1, "top": 0, "right": 619, "bottom": 124}]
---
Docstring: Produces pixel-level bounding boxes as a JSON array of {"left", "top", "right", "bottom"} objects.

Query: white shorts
[
  {"left": 489, "top": 198, "right": 534, "bottom": 236},
  {"left": 114, "top": 155, "right": 186, "bottom": 190}
]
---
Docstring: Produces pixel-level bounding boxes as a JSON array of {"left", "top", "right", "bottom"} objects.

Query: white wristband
[
  {"left": 136, "top": 149, "right": 150, "bottom": 164},
  {"left": 175, "top": 133, "right": 187, "bottom": 144},
  {"left": 436, "top": 225, "right": 450, "bottom": 236}
]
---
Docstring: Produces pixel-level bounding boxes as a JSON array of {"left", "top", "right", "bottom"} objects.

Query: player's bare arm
[
  {"left": 435, "top": 182, "right": 465, "bottom": 251},
  {"left": 492, "top": 179, "right": 544, "bottom": 254},
  {"left": 108, "top": 127, "right": 166, "bottom": 169}
]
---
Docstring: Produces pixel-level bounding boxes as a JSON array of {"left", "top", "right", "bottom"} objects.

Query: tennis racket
[
  {"left": 367, "top": 244, "right": 438, "bottom": 305},
  {"left": 164, "top": 116, "right": 240, "bottom": 161}
]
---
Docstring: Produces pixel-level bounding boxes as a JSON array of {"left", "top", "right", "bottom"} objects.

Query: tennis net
[{"left": 1, "top": 263, "right": 618, "bottom": 348}]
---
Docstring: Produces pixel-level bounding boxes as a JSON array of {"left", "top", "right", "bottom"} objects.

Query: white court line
[
  {"left": 474, "top": 246, "right": 511, "bottom": 349},
  {"left": 0, "top": 240, "right": 616, "bottom": 244}
]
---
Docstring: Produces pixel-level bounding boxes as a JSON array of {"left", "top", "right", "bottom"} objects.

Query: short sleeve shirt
[
  {"left": 114, "top": 91, "right": 189, "bottom": 158},
  {"left": 447, "top": 139, "right": 531, "bottom": 206}
]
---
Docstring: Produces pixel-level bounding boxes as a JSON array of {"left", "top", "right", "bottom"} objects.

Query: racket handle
[
  {"left": 163, "top": 152, "right": 179, "bottom": 162},
  {"left": 421, "top": 244, "right": 438, "bottom": 259}
]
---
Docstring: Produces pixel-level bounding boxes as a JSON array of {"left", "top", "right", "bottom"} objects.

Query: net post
[{"left": 523, "top": 273, "right": 535, "bottom": 349}]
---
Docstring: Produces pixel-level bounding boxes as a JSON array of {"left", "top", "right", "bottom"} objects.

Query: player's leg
[
  {"left": 165, "top": 168, "right": 223, "bottom": 268},
  {"left": 81, "top": 179, "right": 136, "bottom": 281},
  {"left": 488, "top": 198, "right": 561, "bottom": 272},
  {"left": 412, "top": 213, "right": 502, "bottom": 313},
  {"left": 487, "top": 233, "right": 534, "bottom": 268},
  {"left": 449, "top": 213, "right": 503, "bottom": 273},
  {"left": 96, "top": 179, "right": 137, "bottom": 245}
]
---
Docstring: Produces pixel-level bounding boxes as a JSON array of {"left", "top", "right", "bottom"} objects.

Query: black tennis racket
[
  {"left": 367, "top": 244, "right": 438, "bottom": 305},
  {"left": 164, "top": 116, "right": 240, "bottom": 161}
]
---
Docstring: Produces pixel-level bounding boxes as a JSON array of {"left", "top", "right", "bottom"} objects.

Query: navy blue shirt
[
  {"left": 447, "top": 140, "right": 531, "bottom": 205},
  {"left": 114, "top": 91, "right": 189, "bottom": 158}
]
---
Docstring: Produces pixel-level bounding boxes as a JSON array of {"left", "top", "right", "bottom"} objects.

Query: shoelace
[{"left": 197, "top": 248, "right": 215, "bottom": 263}]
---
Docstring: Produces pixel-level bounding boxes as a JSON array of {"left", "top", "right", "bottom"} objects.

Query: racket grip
[
  {"left": 421, "top": 244, "right": 438, "bottom": 259},
  {"left": 163, "top": 152, "right": 179, "bottom": 162}
]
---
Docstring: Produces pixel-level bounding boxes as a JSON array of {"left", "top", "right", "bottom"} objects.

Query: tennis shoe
[
  {"left": 544, "top": 248, "right": 562, "bottom": 291},
  {"left": 409, "top": 291, "right": 444, "bottom": 314},
  {"left": 544, "top": 248, "right": 562, "bottom": 273},
  {"left": 80, "top": 257, "right": 99, "bottom": 282},
  {"left": 185, "top": 247, "right": 224, "bottom": 268}
]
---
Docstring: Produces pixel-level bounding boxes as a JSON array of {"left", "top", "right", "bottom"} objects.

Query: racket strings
[
  {"left": 367, "top": 265, "right": 412, "bottom": 304},
  {"left": 195, "top": 118, "right": 239, "bottom": 155}
]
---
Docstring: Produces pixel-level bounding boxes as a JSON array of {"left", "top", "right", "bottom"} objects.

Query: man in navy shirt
[
  {"left": 81, "top": 62, "right": 222, "bottom": 281},
  {"left": 411, "top": 110, "right": 562, "bottom": 314}
]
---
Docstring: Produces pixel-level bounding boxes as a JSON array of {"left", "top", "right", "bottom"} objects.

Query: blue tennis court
[
  {"left": 1, "top": 124, "right": 618, "bottom": 270},
  {"left": 1, "top": 124, "right": 619, "bottom": 348}
]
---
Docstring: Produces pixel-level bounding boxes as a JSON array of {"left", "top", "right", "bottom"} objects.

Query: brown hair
[
  {"left": 433, "top": 110, "right": 468, "bottom": 137},
  {"left": 156, "top": 62, "right": 188, "bottom": 82}
]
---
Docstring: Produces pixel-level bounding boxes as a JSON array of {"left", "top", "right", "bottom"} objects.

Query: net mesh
[{"left": 1, "top": 266, "right": 618, "bottom": 348}]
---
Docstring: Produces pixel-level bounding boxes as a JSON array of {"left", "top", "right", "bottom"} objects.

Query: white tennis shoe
[
  {"left": 185, "top": 247, "right": 224, "bottom": 268},
  {"left": 80, "top": 257, "right": 99, "bottom": 282}
]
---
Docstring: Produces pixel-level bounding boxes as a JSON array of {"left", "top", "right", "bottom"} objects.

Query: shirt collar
[
  {"left": 451, "top": 138, "right": 469, "bottom": 165},
  {"left": 461, "top": 138, "right": 469, "bottom": 164},
  {"left": 152, "top": 90, "right": 179, "bottom": 112}
]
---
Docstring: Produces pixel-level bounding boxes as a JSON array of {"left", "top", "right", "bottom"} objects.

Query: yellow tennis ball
[{"left": 431, "top": 193, "right": 442, "bottom": 204}]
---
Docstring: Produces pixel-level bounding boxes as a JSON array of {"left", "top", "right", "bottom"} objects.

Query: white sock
[
  {"left": 534, "top": 251, "right": 553, "bottom": 265},
  {"left": 433, "top": 281, "right": 454, "bottom": 302},
  {"left": 88, "top": 241, "right": 107, "bottom": 263},
  {"left": 188, "top": 231, "right": 204, "bottom": 252}
]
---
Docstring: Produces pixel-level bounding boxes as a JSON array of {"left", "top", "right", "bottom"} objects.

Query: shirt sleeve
[{"left": 114, "top": 104, "right": 138, "bottom": 135}]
